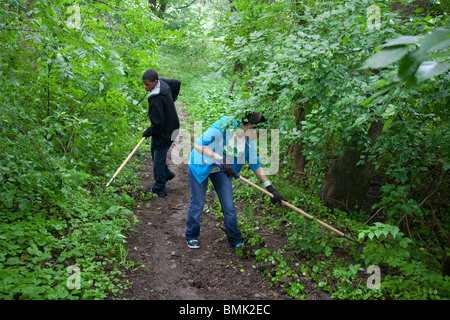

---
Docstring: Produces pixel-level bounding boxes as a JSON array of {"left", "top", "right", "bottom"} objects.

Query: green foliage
[
  {"left": 356, "top": 222, "right": 450, "bottom": 299},
  {"left": 3, "top": 0, "right": 447, "bottom": 300},
  {"left": 287, "top": 218, "right": 334, "bottom": 259},
  {"left": 331, "top": 264, "right": 383, "bottom": 300},
  {"left": 211, "top": 0, "right": 448, "bottom": 209},
  {"left": 0, "top": 0, "right": 164, "bottom": 299},
  {"left": 362, "top": 28, "right": 450, "bottom": 85},
  {"left": 191, "top": 0, "right": 450, "bottom": 300}
]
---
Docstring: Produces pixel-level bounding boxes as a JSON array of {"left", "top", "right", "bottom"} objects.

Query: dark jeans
[
  {"left": 150, "top": 139, "right": 174, "bottom": 195},
  {"left": 185, "top": 167, "right": 242, "bottom": 247}
]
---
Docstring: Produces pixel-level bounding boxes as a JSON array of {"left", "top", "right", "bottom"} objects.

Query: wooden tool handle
[{"left": 238, "top": 175, "right": 345, "bottom": 238}]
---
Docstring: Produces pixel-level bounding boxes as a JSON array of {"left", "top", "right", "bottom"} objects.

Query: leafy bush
[
  {"left": 0, "top": 0, "right": 163, "bottom": 299},
  {"left": 356, "top": 222, "right": 450, "bottom": 299}
]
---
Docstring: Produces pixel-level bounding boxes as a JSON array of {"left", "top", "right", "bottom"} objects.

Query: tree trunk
[
  {"left": 442, "top": 235, "right": 450, "bottom": 277},
  {"left": 320, "top": 121, "right": 384, "bottom": 213},
  {"left": 148, "top": 0, "right": 166, "bottom": 13},
  {"left": 159, "top": 0, "right": 167, "bottom": 13},
  {"left": 148, "top": 0, "right": 157, "bottom": 11},
  {"left": 391, "top": 0, "right": 431, "bottom": 17},
  {"left": 293, "top": 106, "right": 306, "bottom": 174}
]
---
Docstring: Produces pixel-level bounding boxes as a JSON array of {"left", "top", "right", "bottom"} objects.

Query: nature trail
[{"left": 118, "top": 105, "right": 293, "bottom": 300}]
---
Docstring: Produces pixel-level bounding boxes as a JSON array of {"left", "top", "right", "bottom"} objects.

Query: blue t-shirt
[{"left": 189, "top": 116, "right": 262, "bottom": 184}]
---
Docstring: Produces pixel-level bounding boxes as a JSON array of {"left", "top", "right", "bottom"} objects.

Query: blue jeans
[
  {"left": 150, "top": 139, "right": 174, "bottom": 195},
  {"left": 185, "top": 167, "right": 242, "bottom": 247}
]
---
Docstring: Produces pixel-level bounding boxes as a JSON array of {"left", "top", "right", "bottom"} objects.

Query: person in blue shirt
[{"left": 185, "top": 112, "right": 284, "bottom": 249}]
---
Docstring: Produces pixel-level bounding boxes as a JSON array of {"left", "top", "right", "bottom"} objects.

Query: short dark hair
[
  {"left": 142, "top": 69, "right": 159, "bottom": 82},
  {"left": 243, "top": 112, "right": 266, "bottom": 127}
]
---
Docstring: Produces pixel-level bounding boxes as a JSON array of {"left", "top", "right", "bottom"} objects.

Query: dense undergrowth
[
  {"left": 1, "top": 0, "right": 449, "bottom": 300},
  {"left": 0, "top": 0, "right": 161, "bottom": 299},
  {"left": 176, "top": 0, "right": 449, "bottom": 300},
  {"left": 166, "top": 21, "right": 449, "bottom": 301},
  {"left": 167, "top": 42, "right": 449, "bottom": 299},
  {"left": 184, "top": 84, "right": 449, "bottom": 300}
]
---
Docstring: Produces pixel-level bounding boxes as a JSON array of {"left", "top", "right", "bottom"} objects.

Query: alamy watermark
[
  {"left": 367, "top": 5, "right": 381, "bottom": 30},
  {"left": 66, "top": 265, "right": 81, "bottom": 290},
  {"left": 170, "top": 122, "right": 280, "bottom": 175},
  {"left": 66, "top": 5, "right": 81, "bottom": 30},
  {"left": 367, "top": 265, "right": 381, "bottom": 290}
]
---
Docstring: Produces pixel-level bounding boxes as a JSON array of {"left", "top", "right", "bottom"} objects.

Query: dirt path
[{"left": 118, "top": 106, "right": 290, "bottom": 301}]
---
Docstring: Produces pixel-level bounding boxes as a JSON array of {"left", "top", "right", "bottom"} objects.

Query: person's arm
[
  {"left": 194, "top": 144, "right": 223, "bottom": 162},
  {"left": 253, "top": 167, "right": 268, "bottom": 184},
  {"left": 143, "top": 99, "right": 164, "bottom": 138},
  {"left": 253, "top": 167, "right": 284, "bottom": 205},
  {"left": 161, "top": 78, "right": 181, "bottom": 102},
  {"left": 194, "top": 144, "right": 238, "bottom": 178}
]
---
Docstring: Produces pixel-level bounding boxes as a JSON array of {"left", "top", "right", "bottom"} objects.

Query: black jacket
[
  {"left": 145, "top": 78, "right": 180, "bottom": 150},
  {"left": 160, "top": 78, "right": 180, "bottom": 102}
]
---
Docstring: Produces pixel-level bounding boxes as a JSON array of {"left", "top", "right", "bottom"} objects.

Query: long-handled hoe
[
  {"left": 213, "top": 162, "right": 358, "bottom": 243},
  {"left": 103, "top": 91, "right": 148, "bottom": 191},
  {"left": 103, "top": 137, "right": 147, "bottom": 191}
]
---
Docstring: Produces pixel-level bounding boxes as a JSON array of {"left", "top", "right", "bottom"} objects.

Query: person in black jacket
[{"left": 142, "top": 69, "right": 180, "bottom": 197}]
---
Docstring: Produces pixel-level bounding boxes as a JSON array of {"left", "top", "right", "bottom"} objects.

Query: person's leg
[
  {"left": 151, "top": 139, "right": 175, "bottom": 185},
  {"left": 185, "top": 167, "right": 208, "bottom": 247},
  {"left": 165, "top": 165, "right": 175, "bottom": 181},
  {"left": 151, "top": 141, "right": 171, "bottom": 196},
  {"left": 210, "top": 172, "right": 242, "bottom": 247}
]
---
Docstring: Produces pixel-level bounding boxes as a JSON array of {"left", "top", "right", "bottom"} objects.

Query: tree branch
[
  {"left": 175, "top": 0, "right": 198, "bottom": 10},
  {"left": 419, "top": 171, "right": 446, "bottom": 208}
]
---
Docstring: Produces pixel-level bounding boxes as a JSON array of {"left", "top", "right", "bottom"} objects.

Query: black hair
[
  {"left": 243, "top": 112, "right": 266, "bottom": 127},
  {"left": 142, "top": 69, "right": 159, "bottom": 82}
]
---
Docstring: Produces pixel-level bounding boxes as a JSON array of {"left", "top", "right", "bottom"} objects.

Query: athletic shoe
[
  {"left": 186, "top": 239, "right": 200, "bottom": 249},
  {"left": 166, "top": 173, "right": 176, "bottom": 181},
  {"left": 146, "top": 187, "right": 167, "bottom": 197},
  {"left": 235, "top": 242, "right": 244, "bottom": 248}
]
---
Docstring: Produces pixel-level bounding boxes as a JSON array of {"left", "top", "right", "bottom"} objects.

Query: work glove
[
  {"left": 220, "top": 163, "right": 239, "bottom": 179},
  {"left": 265, "top": 185, "right": 284, "bottom": 205},
  {"left": 142, "top": 127, "right": 152, "bottom": 138},
  {"left": 217, "top": 158, "right": 239, "bottom": 179}
]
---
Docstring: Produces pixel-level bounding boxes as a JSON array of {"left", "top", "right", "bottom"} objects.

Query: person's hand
[
  {"left": 220, "top": 163, "right": 239, "bottom": 179},
  {"left": 265, "top": 185, "right": 284, "bottom": 205},
  {"left": 142, "top": 128, "right": 152, "bottom": 138},
  {"left": 217, "top": 158, "right": 239, "bottom": 179}
]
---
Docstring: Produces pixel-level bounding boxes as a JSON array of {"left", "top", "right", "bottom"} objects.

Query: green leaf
[
  {"left": 18, "top": 198, "right": 31, "bottom": 211},
  {"left": 352, "top": 113, "right": 370, "bottom": 127},
  {"left": 380, "top": 36, "right": 420, "bottom": 48},
  {"left": 398, "top": 52, "right": 421, "bottom": 84},
  {"left": 5, "top": 257, "right": 24, "bottom": 265},
  {"left": 382, "top": 104, "right": 397, "bottom": 119},
  {"left": 382, "top": 117, "right": 394, "bottom": 132},
  {"left": 108, "top": 50, "right": 120, "bottom": 59},
  {"left": 416, "top": 61, "right": 450, "bottom": 82},
  {"left": 362, "top": 46, "right": 409, "bottom": 69},
  {"left": 395, "top": 28, "right": 450, "bottom": 84},
  {"left": 381, "top": 228, "right": 390, "bottom": 238},
  {"left": 390, "top": 226, "right": 399, "bottom": 239},
  {"left": 419, "top": 28, "right": 450, "bottom": 55},
  {"left": 114, "top": 66, "right": 125, "bottom": 75},
  {"left": 83, "top": 36, "right": 96, "bottom": 44}
]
